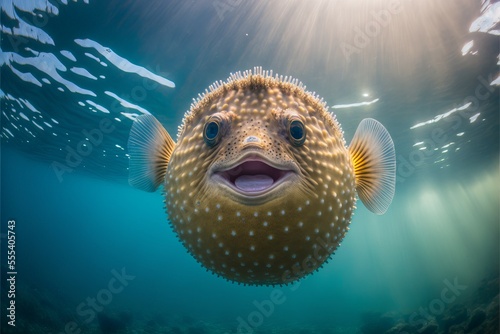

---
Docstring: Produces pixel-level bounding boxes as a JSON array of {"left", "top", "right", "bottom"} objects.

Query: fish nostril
[{"left": 244, "top": 136, "right": 260, "bottom": 144}]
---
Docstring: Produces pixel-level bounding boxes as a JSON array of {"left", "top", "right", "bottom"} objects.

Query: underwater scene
[{"left": 1, "top": 0, "right": 499, "bottom": 333}]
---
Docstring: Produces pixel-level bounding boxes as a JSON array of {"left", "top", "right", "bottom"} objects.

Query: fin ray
[
  {"left": 127, "top": 114, "right": 175, "bottom": 192},
  {"left": 349, "top": 118, "right": 395, "bottom": 215}
]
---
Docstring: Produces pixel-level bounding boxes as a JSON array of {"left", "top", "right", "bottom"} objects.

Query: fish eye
[
  {"left": 288, "top": 119, "right": 306, "bottom": 146},
  {"left": 204, "top": 119, "right": 221, "bottom": 147}
]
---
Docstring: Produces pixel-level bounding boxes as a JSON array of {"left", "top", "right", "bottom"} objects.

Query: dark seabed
[{"left": 1, "top": 1, "right": 499, "bottom": 333}]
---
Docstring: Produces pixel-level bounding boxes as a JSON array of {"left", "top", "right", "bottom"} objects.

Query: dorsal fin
[
  {"left": 127, "top": 114, "right": 175, "bottom": 192},
  {"left": 349, "top": 118, "right": 396, "bottom": 215}
]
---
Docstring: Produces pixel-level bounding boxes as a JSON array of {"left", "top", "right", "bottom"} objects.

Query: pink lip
[{"left": 213, "top": 159, "right": 295, "bottom": 196}]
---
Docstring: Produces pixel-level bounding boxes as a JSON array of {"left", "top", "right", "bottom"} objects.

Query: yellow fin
[
  {"left": 127, "top": 114, "right": 175, "bottom": 192},
  {"left": 349, "top": 118, "right": 395, "bottom": 215}
]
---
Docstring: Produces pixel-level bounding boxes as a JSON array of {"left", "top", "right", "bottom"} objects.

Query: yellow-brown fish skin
[{"left": 164, "top": 72, "right": 356, "bottom": 285}]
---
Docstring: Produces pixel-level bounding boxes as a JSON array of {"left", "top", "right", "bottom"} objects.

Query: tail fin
[
  {"left": 349, "top": 118, "right": 396, "bottom": 215},
  {"left": 127, "top": 114, "right": 175, "bottom": 192}
]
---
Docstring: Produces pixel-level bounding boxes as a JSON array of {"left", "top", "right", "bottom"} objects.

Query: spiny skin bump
[{"left": 164, "top": 69, "right": 356, "bottom": 285}]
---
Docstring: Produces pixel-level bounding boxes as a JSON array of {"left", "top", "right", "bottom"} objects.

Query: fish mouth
[{"left": 211, "top": 154, "right": 298, "bottom": 199}]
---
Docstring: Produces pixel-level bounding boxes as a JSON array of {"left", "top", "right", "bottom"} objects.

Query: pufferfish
[{"left": 128, "top": 67, "right": 395, "bottom": 286}]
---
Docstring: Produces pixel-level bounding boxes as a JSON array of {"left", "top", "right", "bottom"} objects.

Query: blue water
[{"left": 1, "top": 1, "right": 499, "bottom": 333}]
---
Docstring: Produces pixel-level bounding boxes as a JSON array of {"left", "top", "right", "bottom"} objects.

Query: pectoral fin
[
  {"left": 127, "top": 114, "right": 175, "bottom": 192},
  {"left": 349, "top": 118, "right": 396, "bottom": 214}
]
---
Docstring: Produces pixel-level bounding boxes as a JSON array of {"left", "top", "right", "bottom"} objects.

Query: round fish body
[
  {"left": 127, "top": 67, "right": 395, "bottom": 286},
  {"left": 165, "top": 73, "right": 355, "bottom": 285}
]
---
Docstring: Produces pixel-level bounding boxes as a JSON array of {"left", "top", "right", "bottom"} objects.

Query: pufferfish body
[{"left": 128, "top": 67, "right": 395, "bottom": 286}]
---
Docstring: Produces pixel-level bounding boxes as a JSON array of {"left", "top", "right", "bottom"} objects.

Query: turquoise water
[{"left": 1, "top": 1, "right": 499, "bottom": 333}]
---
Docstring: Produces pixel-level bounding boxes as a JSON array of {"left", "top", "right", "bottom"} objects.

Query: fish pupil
[
  {"left": 206, "top": 122, "right": 219, "bottom": 139},
  {"left": 204, "top": 121, "right": 220, "bottom": 146},
  {"left": 289, "top": 120, "right": 305, "bottom": 145}
]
